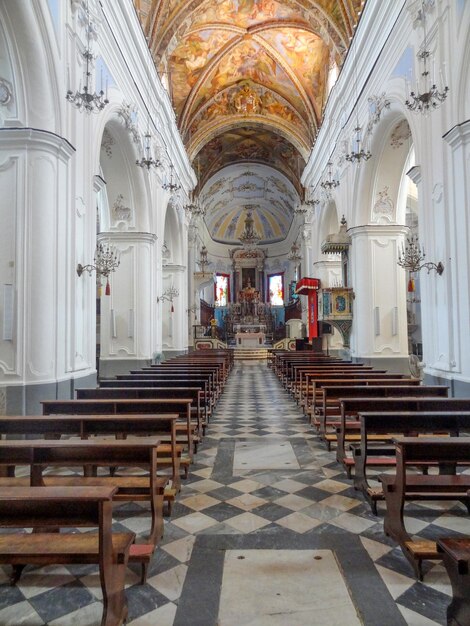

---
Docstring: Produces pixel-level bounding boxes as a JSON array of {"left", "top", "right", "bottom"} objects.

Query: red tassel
[
  {"left": 105, "top": 279, "right": 111, "bottom": 296},
  {"left": 407, "top": 277, "right": 415, "bottom": 293}
]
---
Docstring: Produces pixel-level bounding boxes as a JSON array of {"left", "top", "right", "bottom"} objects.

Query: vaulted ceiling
[{"left": 134, "top": 0, "right": 364, "bottom": 242}]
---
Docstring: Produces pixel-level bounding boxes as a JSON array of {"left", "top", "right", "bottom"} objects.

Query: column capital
[
  {"left": 348, "top": 224, "right": 408, "bottom": 239},
  {"left": 0, "top": 127, "right": 76, "bottom": 162},
  {"left": 443, "top": 120, "right": 470, "bottom": 150},
  {"left": 97, "top": 231, "right": 157, "bottom": 245}
]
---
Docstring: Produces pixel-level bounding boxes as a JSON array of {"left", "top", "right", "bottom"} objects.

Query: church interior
[{"left": 1, "top": 0, "right": 470, "bottom": 624}]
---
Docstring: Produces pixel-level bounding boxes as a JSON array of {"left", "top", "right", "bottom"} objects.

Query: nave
[{"left": 0, "top": 360, "right": 457, "bottom": 626}]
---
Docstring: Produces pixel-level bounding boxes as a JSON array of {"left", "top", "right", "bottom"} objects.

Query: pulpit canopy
[{"left": 295, "top": 277, "right": 321, "bottom": 295}]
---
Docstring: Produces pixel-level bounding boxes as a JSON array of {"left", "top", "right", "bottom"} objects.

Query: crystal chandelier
[
  {"left": 76, "top": 242, "right": 120, "bottom": 295},
  {"left": 66, "top": 1, "right": 109, "bottom": 114},
  {"left": 405, "top": 1, "right": 449, "bottom": 114},
  {"left": 320, "top": 161, "right": 340, "bottom": 192},
  {"left": 162, "top": 164, "right": 181, "bottom": 194},
  {"left": 397, "top": 234, "right": 444, "bottom": 275},
  {"left": 346, "top": 125, "right": 371, "bottom": 163},
  {"left": 136, "top": 133, "right": 162, "bottom": 170},
  {"left": 239, "top": 210, "right": 261, "bottom": 247}
]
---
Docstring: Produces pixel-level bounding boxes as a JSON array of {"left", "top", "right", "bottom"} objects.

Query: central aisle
[{"left": 150, "top": 361, "right": 450, "bottom": 626}]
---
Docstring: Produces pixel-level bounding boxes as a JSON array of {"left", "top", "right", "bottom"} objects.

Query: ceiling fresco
[
  {"left": 134, "top": 0, "right": 364, "bottom": 241},
  {"left": 201, "top": 163, "right": 297, "bottom": 244}
]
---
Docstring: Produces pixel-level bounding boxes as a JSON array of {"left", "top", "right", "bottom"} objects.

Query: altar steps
[{"left": 232, "top": 348, "right": 269, "bottom": 361}]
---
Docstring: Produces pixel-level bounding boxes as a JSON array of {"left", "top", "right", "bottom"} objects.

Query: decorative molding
[
  {"left": 101, "top": 128, "right": 114, "bottom": 158},
  {"left": 366, "top": 93, "right": 390, "bottom": 135},
  {"left": 117, "top": 102, "right": 140, "bottom": 144},
  {"left": 372, "top": 186, "right": 394, "bottom": 221},
  {"left": 390, "top": 119, "right": 412, "bottom": 149},
  {"left": 112, "top": 194, "right": 131, "bottom": 222},
  {"left": 0, "top": 78, "right": 13, "bottom": 106}
]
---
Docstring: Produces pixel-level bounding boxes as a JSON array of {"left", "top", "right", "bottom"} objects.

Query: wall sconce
[
  {"left": 77, "top": 242, "right": 120, "bottom": 295},
  {"left": 397, "top": 234, "right": 444, "bottom": 275},
  {"left": 157, "top": 285, "right": 179, "bottom": 312}
]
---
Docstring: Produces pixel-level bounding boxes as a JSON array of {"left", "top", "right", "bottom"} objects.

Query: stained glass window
[
  {"left": 268, "top": 274, "right": 284, "bottom": 306},
  {"left": 215, "top": 274, "right": 229, "bottom": 307}
]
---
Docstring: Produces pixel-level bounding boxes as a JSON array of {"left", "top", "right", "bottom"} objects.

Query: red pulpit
[{"left": 295, "top": 277, "right": 321, "bottom": 340}]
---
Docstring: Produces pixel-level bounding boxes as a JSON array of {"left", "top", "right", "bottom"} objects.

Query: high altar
[{"left": 224, "top": 248, "right": 274, "bottom": 345}]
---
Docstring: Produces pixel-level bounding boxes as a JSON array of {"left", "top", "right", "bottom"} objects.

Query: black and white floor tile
[{"left": 0, "top": 360, "right": 462, "bottom": 625}]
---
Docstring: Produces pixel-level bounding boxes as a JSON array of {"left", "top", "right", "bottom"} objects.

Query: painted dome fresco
[
  {"left": 134, "top": 0, "right": 364, "bottom": 240},
  {"left": 201, "top": 163, "right": 297, "bottom": 244}
]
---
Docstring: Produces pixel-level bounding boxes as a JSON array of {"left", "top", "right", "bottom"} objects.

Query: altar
[{"left": 236, "top": 331, "right": 265, "bottom": 347}]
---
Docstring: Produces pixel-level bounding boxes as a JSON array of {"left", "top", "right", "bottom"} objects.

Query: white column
[
  {"left": 442, "top": 120, "right": 470, "bottom": 383},
  {"left": 0, "top": 128, "right": 75, "bottom": 385},
  {"left": 98, "top": 231, "right": 157, "bottom": 366},
  {"left": 349, "top": 224, "right": 409, "bottom": 361},
  {"left": 161, "top": 264, "right": 187, "bottom": 352}
]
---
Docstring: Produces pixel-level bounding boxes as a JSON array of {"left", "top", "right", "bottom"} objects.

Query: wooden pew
[
  {"left": 0, "top": 413, "right": 181, "bottom": 497},
  {"left": 312, "top": 382, "right": 429, "bottom": 445},
  {"left": 0, "top": 438, "right": 165, "bottom": 584},
  {"left": 100, "top": 378, "right": 213, "bottom": 421},
  {"left": 294, "top": 366, "right": 379, "bottom": 405},
  {"left": 381, "top": 437, "right": 470, "bottom": 580},
  {"left": 310, "top": 378, "right": 419, "bottom": 423},
  {"left": 123, "top": 372, "right": 219, "bottom": 405},
  {"left": 41, "top": 398, "right": 194, "bottom": 463},
  {"left": 335, "top": 394, "right": 465, "bottom": 469},
  {"left": 301, "top": 373, "right": 408, "bottom": 415},
  {"left": 352, "top": 411, "right": 470, "bottom": 513},
  {"left": 0, "top": 485, "right": 134, "bottom": 626},
  {"left": 437, "top": 535, "right": 470, "bottom": 626},
  {"left": 76, "top": 386, "right": 206, "bottom": 436}
]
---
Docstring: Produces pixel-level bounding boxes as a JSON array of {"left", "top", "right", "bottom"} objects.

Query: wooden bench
[
  {"left": 381, "top": 437, "right": 470, "bottom": 580},
  {"left": 294, "top": 366, "right": 379, "bottom": 405},
  {"left": 352, "top": 411, "right": 470, "bottom": 513},
  {"left": 76, "top": 386, "right": 206, "bottom": 436},
  {"left": 437, "top": 534, "right": 470, "bottom": 626},
  {"left": 100, "top": 378, "right": 213, "bottom": 421},
  {"left": 300, "top": 372, "right": 406, "bottom": 414},
  {"left": 0, "top": 413, "right": 182, "bottom": 499},
  {"left": 0, "top": 485, "right": 134, "bottom": 626},
  {"left": 335, "top": 391, "right": 453, "bottom": 465},
  {"left": 310, "top": 379, "right": 420, "bottom": 426},
  {"left": 41, "top": 398, "right": 194, "bottom": 463},
  {"left": 123, "top": 372, "right": 219, "bottom": 405},
  {"left": 0, "top": 438, "right": 166, "bottom": 583}
]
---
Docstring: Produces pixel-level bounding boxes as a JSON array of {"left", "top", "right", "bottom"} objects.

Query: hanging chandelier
[
  {"left": 406, "top": 2, "right": 449, "bottom": 114},
  {"left": 397, "top": 234, "right": 444, "bottom": 275},
  {"left": 320, "top": 161, "right": 340, "bottom": 192},
  {"left": 136, "top": 133, "right": 162, "bottom": 170},
  {"left": 185, "top": 193, "right": 205, "bottom": 218},
  {"left": 346, "top": 125, "right": 371, "bottom": 163},
  {"left": 66, "top": 1, "right": 109, "bottom": 114},
  {"left": 345, "top": 37, "right": 371, "bottom": 164},
  {"left": 196, "top": 245, "right": 212, "bottom": 274},
  {"left": 239, "top": 210, "right": 261, "bottom": 248},
  {"left": 162, "top": 164, "right": 181, "bottom": 194}
]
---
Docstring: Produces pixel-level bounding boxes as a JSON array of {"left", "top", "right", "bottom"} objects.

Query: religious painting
[
  {"left": 268, "top": 273, "right": 284, "bottom": 306},
  {"left": 215, "top": 273, "right": 230, "bottom": 307},
  {"left": 242, "top": 268, "right": 256, "bottom": 290}
]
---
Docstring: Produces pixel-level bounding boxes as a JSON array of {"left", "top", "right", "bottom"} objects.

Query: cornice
[{"left": 0, "top": 127, "right": 76, "bottom": 161}]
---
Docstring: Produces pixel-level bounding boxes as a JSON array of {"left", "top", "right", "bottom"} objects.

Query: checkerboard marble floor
[{"left": 0, "top": 361, "right": 461, "bottom": 625}]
